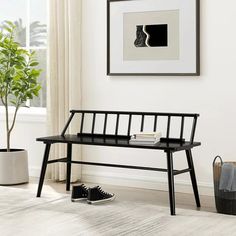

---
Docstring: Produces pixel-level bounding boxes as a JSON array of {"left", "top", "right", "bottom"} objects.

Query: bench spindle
[
  {"left": 80, "top": 113, "right": 84, "bottom": 133},
  {"left": 153, "top": 115, "right": 158, "bottom": 132},
  {"left": 166, "top": 116, "right": 171, "bottom": 139},
  {"left": 127, "top": 114, "right": 132, "bottom": 136},
  {"left": 140, "top": 115, "right": 145, "bottom": 132},
  {"left": 115, "top": 114, "right": 120, "bottom": 135},
  {"left": 103, "top": 113, "right": 108, "bottom": 135},
  {"left": 180, "top": 116, "right": 185, "bottom": 140},
  {"left": 91, "top": 113, "right": 96, "bottom": 134},
  {"left": 61, "top": 113, "right": 75, "bottom": 136},
  {"left": 190, "top": 117, "right": 197, "bottom": 144}
]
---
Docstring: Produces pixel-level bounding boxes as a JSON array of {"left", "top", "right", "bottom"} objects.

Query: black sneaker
[
  {"left": 71, "top": 184, "right": 88, "bottom": 202},
  {"left": 87, "top": 186, "right": 115, "bottom": 204}
]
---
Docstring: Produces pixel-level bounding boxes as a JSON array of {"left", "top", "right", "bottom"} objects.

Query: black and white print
[{"left": 134, "top": 24, "right": 168, "bottom": 48}]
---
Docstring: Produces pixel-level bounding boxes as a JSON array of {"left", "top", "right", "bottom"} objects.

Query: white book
[
  {"left": 130, "top": 137, "right": 159, "bottom": 142},
  {"left": 131, "top": 132, "right": 162, "bottom": 142},
  {"left": 129, "top": 137, "right": 160, "bottom": 145},
  {"left": 132, "top": 132, "right": 162, "bottom": 139}
]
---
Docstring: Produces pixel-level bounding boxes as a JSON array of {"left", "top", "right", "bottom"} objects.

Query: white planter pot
[{"left": 0, "top": 149, "right": 29, "bottom": 185}]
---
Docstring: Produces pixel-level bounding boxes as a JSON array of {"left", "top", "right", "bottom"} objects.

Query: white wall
[
  {"left": 81, "top": 0, "right": 236, "bottom": 195},
  {"left": 0, "top": 108, "right": 46, "bottom": 177}
]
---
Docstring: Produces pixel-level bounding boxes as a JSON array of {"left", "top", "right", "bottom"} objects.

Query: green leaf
[
  {"left": 30, "top": 62, "right": 39, "bottom": 67},
  {"left": 10, "top": 100, "right": 17, "bottom": 106},
  {"left": 15, "top": 65, "right": 24, "bottom": 70}
]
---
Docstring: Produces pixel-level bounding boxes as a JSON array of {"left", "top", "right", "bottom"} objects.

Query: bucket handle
[{"left": 213, "top": 155, "right": 223, "bottom": 167}]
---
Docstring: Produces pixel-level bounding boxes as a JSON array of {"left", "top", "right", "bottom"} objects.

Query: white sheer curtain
[{"left": 47, "top": 0, "right": 82, "bottom": 181}]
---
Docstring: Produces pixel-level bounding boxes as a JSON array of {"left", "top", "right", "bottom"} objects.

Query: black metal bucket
[{"left": 213, "top": 156, "right": 236, "bottom": 215}]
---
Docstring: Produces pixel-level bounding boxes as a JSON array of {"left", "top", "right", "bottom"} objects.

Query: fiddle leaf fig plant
[{"left": 0, "top": 21, "right": 42, "bottom": 152}]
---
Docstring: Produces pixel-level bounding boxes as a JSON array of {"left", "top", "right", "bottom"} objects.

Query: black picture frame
[{"left": 107, "top": 0, "right": 200, "bottom": 76}]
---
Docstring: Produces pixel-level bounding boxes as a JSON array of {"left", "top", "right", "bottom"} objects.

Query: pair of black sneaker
[{"left": 71, "top": 184, "right": 115, "bottom": 204}]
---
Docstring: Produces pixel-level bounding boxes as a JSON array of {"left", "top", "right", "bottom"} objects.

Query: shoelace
[
  {"left": 97, "top": 186, "right": 112, "bottom": 196},
  {"left": 81, "top": 184, "right": 88, "bottom": 191}
]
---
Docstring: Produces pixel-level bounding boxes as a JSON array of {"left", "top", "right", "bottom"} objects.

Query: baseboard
[{"left": 81, "top": 170, "right": 214, "bottom": 196}]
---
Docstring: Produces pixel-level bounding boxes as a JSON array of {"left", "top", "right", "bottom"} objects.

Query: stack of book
[{"left": 129, "top": 132, "right": 162, "bottom": 145}]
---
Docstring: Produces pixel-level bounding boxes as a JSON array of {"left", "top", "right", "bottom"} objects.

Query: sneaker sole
[
  {"left": 71, "top": 197, "right": 87, "bottom": 202},
  {"left": 87, "top": 195, "right": 115, "bottom": 204}
]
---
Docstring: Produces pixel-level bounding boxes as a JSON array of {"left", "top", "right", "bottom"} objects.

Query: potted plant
[{"left": 0, "top": 21, "right": 41, "bottom": 185}]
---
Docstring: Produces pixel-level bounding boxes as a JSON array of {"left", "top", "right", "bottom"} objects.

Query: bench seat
[{"left": 37, "top": 134, "right": 201, "bottom": 152}]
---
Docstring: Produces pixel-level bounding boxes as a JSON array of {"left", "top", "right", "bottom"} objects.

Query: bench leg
[
  {"left": 37, "top": 143, "right": 51, "bottom": 197},
  {"left": 166, "top": 151, "right": 176, "bottom": 215},
  {"left": 186, "top": 149, "right": 201, "bottom": 208},
  {"left": 66, "top": 143, "right": 72, "bottom": 191}
]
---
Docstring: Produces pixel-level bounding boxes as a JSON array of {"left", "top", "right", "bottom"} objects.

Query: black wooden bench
[{"left": 36, "top": 110, "right": 201, "bottom": 215}]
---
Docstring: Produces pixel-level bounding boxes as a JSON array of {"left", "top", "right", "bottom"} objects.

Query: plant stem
[
  {"left": 5, "top": 94, "right": 10, "bottom": 152},
  {"left": 5, "top": 30, "right": 14, "bottom": 152},
  {"left": 7, "top": 106, "right": 19, "bottom": 152},
  {"left": 9, "top": 105, "right": 19, "bottom": 134}
]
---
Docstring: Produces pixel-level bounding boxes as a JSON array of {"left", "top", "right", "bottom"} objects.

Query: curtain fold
[{"left": 47, "top": 0, "right": 82, "bottom": 181}]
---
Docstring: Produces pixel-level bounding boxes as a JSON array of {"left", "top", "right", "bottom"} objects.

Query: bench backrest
[{"left": 61, "top": 110, "right": 199, "bottom": 143}]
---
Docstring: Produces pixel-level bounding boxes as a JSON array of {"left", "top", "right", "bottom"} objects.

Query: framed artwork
[{"left": 107, "top": 0, "right": 200, "bottom": 76}]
